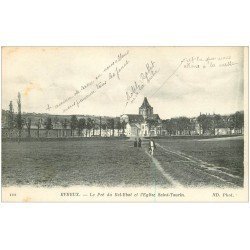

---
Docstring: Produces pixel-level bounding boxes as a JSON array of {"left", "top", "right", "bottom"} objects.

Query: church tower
[{"left": 139, "top": 97, "right": 153, "bottom": 119}]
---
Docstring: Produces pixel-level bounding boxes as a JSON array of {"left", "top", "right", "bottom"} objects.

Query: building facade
[{"left": 120, "top": 97, "right": 162, "bottom": 137}]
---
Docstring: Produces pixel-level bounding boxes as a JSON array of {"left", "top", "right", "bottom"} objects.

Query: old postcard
[{"left": 1, "top": 46, "right": 248, "bottom": 202}]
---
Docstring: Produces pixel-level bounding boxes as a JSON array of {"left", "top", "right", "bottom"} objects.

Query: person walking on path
[
  {"left": 134, "top": 138, "right": 138, "bottom": 147},
  {"left": 138, "top": 138, "right": 142, "bottom": 148},
  {"left": 149, "top": 138, "right": 156, "bottom": 156}
]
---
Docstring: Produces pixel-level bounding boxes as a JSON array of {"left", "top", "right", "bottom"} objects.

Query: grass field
[
  {"left": 154, "top": 137, "right": 244, "bottom": 187},
  {"left": 2, "top": 140, "right": 167, "bottom": 187},
  {"left": 2, "top": 136, "right": 244, "bottom": 188}
]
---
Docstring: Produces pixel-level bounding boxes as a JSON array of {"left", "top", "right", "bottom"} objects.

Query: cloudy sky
[{"left": 2, "top": 47, "right": 245, "bottom": 119}]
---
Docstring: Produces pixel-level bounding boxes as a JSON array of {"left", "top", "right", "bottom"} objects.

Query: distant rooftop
[
  {"left": 122, "top": 114, "right": 144, "bottom": 123},
  {"left": 147, "top": 114, "right": 161, "bottom": 120}
]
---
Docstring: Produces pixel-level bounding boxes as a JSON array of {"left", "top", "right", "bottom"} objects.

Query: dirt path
[
  {"left": 144, "top": 149, "right": 182, "bottom": 188},
  {"left": 148, "top": 142, "right": 243, "bottom": 188}
]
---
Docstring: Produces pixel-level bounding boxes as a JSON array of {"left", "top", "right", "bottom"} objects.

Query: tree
[
  {"left": 61, "top": 119, "right": 68, "bottom": 137},
  {"left": 116, "top": 120, "right": 122, "bottom": 136},
  {"left": 197, "top": 114, "right": 213, "bottom": 135},
  {"left": 212, "top": 114, "right": 226, "bottom": 134},
  {"left": 8, "top": 101, "right": 15, "bottom": 129},
  {"left": 53, "top": 116, "right": 60, "bottom": 136},
  {"left": 53, "top": 116, "right": 60, "bottom": 127},
  {"left": 77, "top": 118, "right": 86, "bottom": 136},
  {"left": 99, "top": 117, "right": 102, "bottom": 137},
  {"left": 228, "top": 111, "right": 244, "bottom": 134},
  {"left": 171, "top": 118, "right": 179, "bottom": 135},
  {"left": 235, "top": 111, "right": 244, "bottom": 133},
  {"left": 16, "top": 92, "right": 23, "bottom": 141},
  {"left": 35, "top": 119, "right": 42, "bottom": 138},
  {"left": 25, "top": 117, "right": 32, "bottom": 138},
  {"left": 146, "top": 118, "right": 159, "bottom": 136},
  {"left": 107, "top": 118, "right": 115, "bottom": 136},
  {"left": 189, "top": 120, "right": 196, "bottom": 135},
  {"left": 53, "top": 117, "right": 60, "bottom": 137},
  {"left": 213, "top": 114, "right": 222, "bottom": 127},
  {"left": 86, "top": 118, "right": 94, "bottom": 137},
  {"left": 92, "top": 119, "right": 97, "bottom": 136},
  {"left": 8, "top": 101, "right": 15, "bottom": 138},
  {"left": 162, "top": 119, "right": 172, "bottom": 135},
  {"left": 70, "top": 115, "right": 78, "bottom": 136},
  {"left": 101, "top": 123, "right": 108, "bottom": 137},
  {"left": 228, "top": 115, "right": 235, "bottom": 134},
  {"left": 44, "top": 117, "right": 53, "bottom": 137},
  {"left": 176, "top": 117, "right": 191, "bottom": 135},
  {"left": 162, "top": 119, "right": 175, "bottom": 135}
]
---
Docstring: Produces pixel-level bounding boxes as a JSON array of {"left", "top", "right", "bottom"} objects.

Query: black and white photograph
[
  {"left": 1, "top": 46, "right": 248, "bottom": 202},
  {"left": 1, "top": 1, "right": 250, "bottom": 250}
]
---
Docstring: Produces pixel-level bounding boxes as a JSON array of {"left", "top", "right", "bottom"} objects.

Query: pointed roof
[
  {"left": 147, "top": 114, "right": 161, "bottom": 120},
  {"left": 140, "top": 97, "right": 152, "bottom": 109}
]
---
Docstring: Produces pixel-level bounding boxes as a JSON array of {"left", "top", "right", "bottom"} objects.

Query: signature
[
  {"left": 126, "top": 81, "right": 144, "bottom": 101},
  {"left": 140, "top": 61, "right": 159, "bottom": 83},
  {"left": 126, "top": 61, "right": 160, "bottom": 104}
]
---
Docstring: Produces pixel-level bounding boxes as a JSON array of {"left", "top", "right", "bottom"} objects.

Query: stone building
[{"left": 120, "top": 97, "right": 162, "bottom": 137}]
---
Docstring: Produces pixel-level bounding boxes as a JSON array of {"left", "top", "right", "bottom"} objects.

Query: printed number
[{"left": 9, "top": 193, "right": 16, "bottom": 196}]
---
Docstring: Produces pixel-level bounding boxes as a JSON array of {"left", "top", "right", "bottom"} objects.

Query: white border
[{"left": 0, "top": 0, "right": 250, "bottom": 250}]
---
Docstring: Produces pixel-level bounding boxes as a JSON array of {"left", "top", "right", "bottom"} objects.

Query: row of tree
[
  {"left": 5, "top": 93, "right": 244, "bottom": 138},
  {"left": 7, "top": 93, "right": 23, "bottom": 140},
  {"left": 42, "top": 115, "right": 127, "bottom": 137},
  {"left": 7, "top": 94, "right": 41, "bottom": 138},
  {"left": 6, "top": 95, "right": 127, "bottom": 138},
  {"left": 162, "top": 112, "right": 244, "bottom": 135},
  {"left": 162, "top": 117, "right": 195, "bottom": 135}
]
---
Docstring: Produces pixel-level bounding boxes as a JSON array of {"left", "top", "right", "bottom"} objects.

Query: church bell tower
[{"left": 139, "top": 97, "right": 153, "bottom": 119}]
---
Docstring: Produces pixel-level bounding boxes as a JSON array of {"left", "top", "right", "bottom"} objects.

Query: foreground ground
[{"left": 2, "top": 136, "right": 244, "bottom": 188}]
